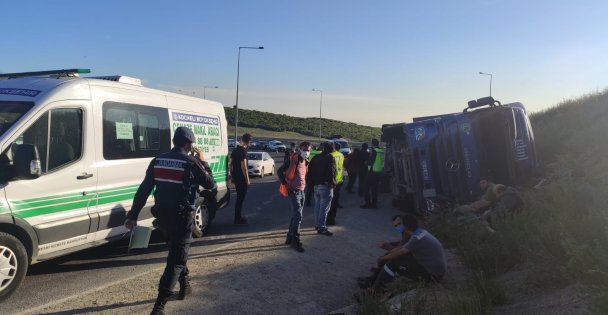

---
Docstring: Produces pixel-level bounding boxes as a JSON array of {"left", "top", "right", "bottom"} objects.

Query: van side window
[
  {"left": 102, "top": 102, "right": 170, "bottom": 160},
  {"left": 8, "top": 108, "right": 83, "bottom": 173}
]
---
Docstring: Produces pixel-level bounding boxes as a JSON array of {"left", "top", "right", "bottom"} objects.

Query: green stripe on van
[{"left": 10, "top": 179, "right": 226, "bottom": 219}]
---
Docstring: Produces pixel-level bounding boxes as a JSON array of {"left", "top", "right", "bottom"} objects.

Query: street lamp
[
  {"left": 203, "top": 85, "right": 218, "bottom": 99},
  {"left": 235, "top": 46, "right": 264, "bottom": 142},
  {"left": 312, "top": 89, "right": 323, "bottom": 141},
  {"left": 479, "top": 72, "right": 493, "bottom": 97}
]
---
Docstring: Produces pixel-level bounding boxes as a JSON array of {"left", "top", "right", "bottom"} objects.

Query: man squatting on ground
[
  {"left": 124, "top": 127, "right": 215, "bottom": 315},
  {"left": 307, "top": 142, "right": 337, "bottom": 236},
  {"left": 230, "top": 133, "right": 252, "bottom": 225},
  {"left": 278, "top": 141, "right": 311, "bottom": 252},
  {"left": 372, "top": 214, "right": 447, "bottom": 292}
]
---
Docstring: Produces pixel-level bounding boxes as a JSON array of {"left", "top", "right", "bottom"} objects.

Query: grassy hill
[{"left": 224, "top": 107, "right": 381, "bottom": 142}]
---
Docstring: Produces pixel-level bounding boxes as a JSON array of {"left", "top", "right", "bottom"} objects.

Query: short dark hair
[
  {"left": 322, "top": 142, "right": 335, "bottom": 154},
  {"left": 402, "top": 214, "right": 419, "bottom": 231},
  {"left": 362, "top": 143, "right": 368, "bottom": 150},
  {"left": 299, "top": 141, "right": 310, "bottom": 149},
  {"left": 372, "top": 139, "right": 379, "bottom": 146},
  {"left": 241, "top": 133, "right": 252, "bottom": 144},
  {"left": 290, "top": 142, "right": 296, "bottom": 148},
  {"left": 173, "top": 137, "right": 189, "bottom": 147},
  {"left": 391, "top": 214, "right": 403, "bottom": 221}
]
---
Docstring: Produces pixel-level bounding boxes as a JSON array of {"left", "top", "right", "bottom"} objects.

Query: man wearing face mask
[
  {"left": 357, "top": 215, "right": 412, "bottom": 289},
  {"left": 371, "top": 214, "right": 446, "bottom": 292},
  {"left": 278, "top": 141, "right": 311, "bottom": 252},
  {"left": 124, "top": 127, "right": 215, "bottom": 315}
]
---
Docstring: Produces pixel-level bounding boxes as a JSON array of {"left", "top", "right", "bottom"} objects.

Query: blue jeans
[
  {"left": 314, "top": 184, "right": 334, "bottom": 229},
  {"left": 287, "top": 190, "right": 306, "bottom": 240}
]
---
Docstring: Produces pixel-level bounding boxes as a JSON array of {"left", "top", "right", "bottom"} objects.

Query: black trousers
[
  {"left": 357, "top": 169, "right": 368, "bottom": 196},
  {"left": 234, "top": 180, "right": 248, "bottom": 221},
  {"left": 345, "top": 172, "right": 358, "bottom": 192},
  {"left": 373, "top": 254, "right": 438, "bottom": 291},
  {"left": 365, "top": 172, "right": 381, "bottom": 206},
  {"left": 305, "top": 180, "right": 314, "bottom": 206},
  {"left": 327, "top": 182, "right": 343, "bottom": 223},
  {"left": 158, "top": 210, "right": 194, "bottom": 296}
]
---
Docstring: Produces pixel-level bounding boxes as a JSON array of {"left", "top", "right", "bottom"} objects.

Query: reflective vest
[
  {"left": 330, "top": 151, "right": 344, "bottom": 184},
  {"left": 371, "top": 147, "right": 384, "bottom": 173},
  {"left": 308, "top": 150, "right": 321, "bottom": 162}
]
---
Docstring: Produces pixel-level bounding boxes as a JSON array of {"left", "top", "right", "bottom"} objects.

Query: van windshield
[{"left": 0, "top": 101, "right": 34, "bottom": 138}]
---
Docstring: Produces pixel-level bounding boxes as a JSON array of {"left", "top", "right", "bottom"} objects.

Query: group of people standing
[{"left": 275, "top": 138, "right": 385, "bottom": 252}]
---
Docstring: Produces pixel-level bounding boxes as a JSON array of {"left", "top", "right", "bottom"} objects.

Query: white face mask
[{"left": 300, "top": 150, "right": 310, "bottom": 159}]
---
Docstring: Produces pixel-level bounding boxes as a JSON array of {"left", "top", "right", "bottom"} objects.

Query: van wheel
[
  {"left": 193, "top": 203, "right": 211, "bottom": 238},
  {"left": 260, "top": 167, "right": 265, "bottom": 178},
  {"left": 0, "top": 233, "right": 28, "bottom": 301}
]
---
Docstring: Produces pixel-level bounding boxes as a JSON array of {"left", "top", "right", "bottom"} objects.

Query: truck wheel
[
  {"left": 0, "top": 233, "right": 28, "bottom": 301},
  {"left": 193, "top": 203, "right": 211, "bottom": 238}
]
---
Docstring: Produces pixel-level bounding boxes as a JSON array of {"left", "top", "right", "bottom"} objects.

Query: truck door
[{"left": 3, "top": 102, "right": 97, "bottom": 257}]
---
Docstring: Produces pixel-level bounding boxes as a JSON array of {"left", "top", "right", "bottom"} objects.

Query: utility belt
[{"left": 151, "top": 202, "right": 195, "bottom": 219}]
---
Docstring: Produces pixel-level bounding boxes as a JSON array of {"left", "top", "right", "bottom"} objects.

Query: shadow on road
[{"left": 38, "top": 299, "right": 155, "bottom": 315}]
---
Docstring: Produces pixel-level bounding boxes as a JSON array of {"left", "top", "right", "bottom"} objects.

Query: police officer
[
  {"left": 361, "top": 139, "right": 384, "bottom": 209},
  {"left": 124, "top": 127, "right": 215, "bottom": 315}
]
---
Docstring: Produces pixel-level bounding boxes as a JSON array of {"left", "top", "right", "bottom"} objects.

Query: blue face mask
[{"left": 395, "top": 223, "right": 406, "bottom": 234}]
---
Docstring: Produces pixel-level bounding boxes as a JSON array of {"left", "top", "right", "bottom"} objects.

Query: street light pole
[
  {"left": 479, "top": 72, "right": 493, "bottom": 97},
  {"left": 312, "top": 89, "right": 323, "bottom": 142},
  {"left": 235, "top": 46, "right": 264, "bottom": 142},
  {"left": 203, "top": 85, "right": 218, "bottom": 99}
]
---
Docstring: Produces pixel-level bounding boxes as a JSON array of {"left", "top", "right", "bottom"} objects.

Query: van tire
[
  {"left": 0, "top": 233, "right": 28, "bottom": 301},
  {"left": 193, "top": 203, "right": 211, "bottom": 238}
]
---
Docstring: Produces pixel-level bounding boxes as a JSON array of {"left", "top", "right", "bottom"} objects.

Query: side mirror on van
[{"left": 14, "top": 144, "right": 42, "bottom": 179}]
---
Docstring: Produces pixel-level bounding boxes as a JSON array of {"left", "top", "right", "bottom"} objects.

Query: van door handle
[{"left": 77, "top": 173, "right": 94, "bottom": 180}]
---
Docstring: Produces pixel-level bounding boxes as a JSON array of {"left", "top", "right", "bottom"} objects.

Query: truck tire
[{"left": 0, "top": 232, "right": 28, "bottom": 301}]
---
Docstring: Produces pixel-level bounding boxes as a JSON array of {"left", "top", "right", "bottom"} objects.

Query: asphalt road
[{"left": 1, "top": 153, "right": 290, "bottom": 314}]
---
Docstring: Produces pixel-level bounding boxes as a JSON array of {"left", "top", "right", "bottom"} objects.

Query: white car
[
  {"left": 267, "top": 140, "right": 287, "bottom": 152},
  {"left": 331, "top": 139, "right": 351, "bottom": 155},
  {"left": 247, "top": 152, "right": 275, "bottom": 177}
]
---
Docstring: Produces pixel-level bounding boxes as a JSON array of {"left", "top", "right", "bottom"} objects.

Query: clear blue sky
[{"left": 3, "top": 0, "right": 608, "bottom": 127}]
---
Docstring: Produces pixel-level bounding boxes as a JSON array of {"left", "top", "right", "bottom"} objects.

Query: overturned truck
[{"left": 382, "top": 97, "right": 538, "bottom": 213}]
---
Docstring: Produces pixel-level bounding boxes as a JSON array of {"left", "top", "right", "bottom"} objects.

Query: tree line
[{"left": 224, "top": 107, "right": 381, "bottom": 142}]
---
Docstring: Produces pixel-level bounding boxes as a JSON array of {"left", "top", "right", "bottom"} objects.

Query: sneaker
[
  {"left": 234, "top": 217, "right": 249, "bottom": 225},
  {"left": 360, "top": 204, "right": 372, "bottom": 209},
  {"left": 291, "top": 241, "right": 305, "bottom": 252},
  {"left": 317, "top": 228, "right": 333, "bottom": 236},
  {"left": 314, "top": 226, "right": 319, "bottom": 231}
]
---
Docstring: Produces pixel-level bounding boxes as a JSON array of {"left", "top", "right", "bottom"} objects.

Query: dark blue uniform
[{"left": 127, "top": 147, "right": 215, "bottom": 296}]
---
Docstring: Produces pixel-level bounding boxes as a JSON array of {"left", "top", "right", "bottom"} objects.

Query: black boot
[
  {"left": 150, "top": 293, "right": 169, "bottom": 315},
  {"left": 177, "top": 275, "right": 192, "bottom": 300}
]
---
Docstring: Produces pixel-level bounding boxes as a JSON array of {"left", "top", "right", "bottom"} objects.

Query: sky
[{"left": 3, "top": 0, "right": 608, "bottom": 127}]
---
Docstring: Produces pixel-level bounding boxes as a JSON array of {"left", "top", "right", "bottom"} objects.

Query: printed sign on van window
[
  {"left": 116, "top": 122, "right": 134, "bottom": 140},
  {"left": 170, "top": 111, "right": 222, "bottom": 154}
]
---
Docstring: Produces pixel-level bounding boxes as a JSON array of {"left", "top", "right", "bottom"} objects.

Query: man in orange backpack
[{"left": 278, "top": 141, "right": 311, "bottom": 252}]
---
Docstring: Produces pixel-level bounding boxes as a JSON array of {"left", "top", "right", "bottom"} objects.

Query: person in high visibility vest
[
  {"left": 305, "top": 145, "right": 322, "bottom": 206},
  {"left": 361, "top": 138, "right": 384, "bottom": 209},
  {"left": 327, "top": 142, "right": 345, "bottom": 225}
]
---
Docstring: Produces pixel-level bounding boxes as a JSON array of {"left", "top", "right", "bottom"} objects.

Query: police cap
[{"left": 173, "top": 127, "right": 196, "bottom": 143}]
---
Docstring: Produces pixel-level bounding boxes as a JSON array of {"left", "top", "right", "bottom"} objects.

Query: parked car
[
  {"left": 247, "top": 152, "right": 275, "bottom": 177},
  {"left": 267, "top": 140, "right": 287, "bottom": 152},
  {"left": 256, "top": 140, "right": 268, "bottom": 150},
  {"left": 330, "top": 139, "right": 351, "bottom": 155},
  {"left": 228, "top": 138, "right": 236, "bottom": 148}
]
